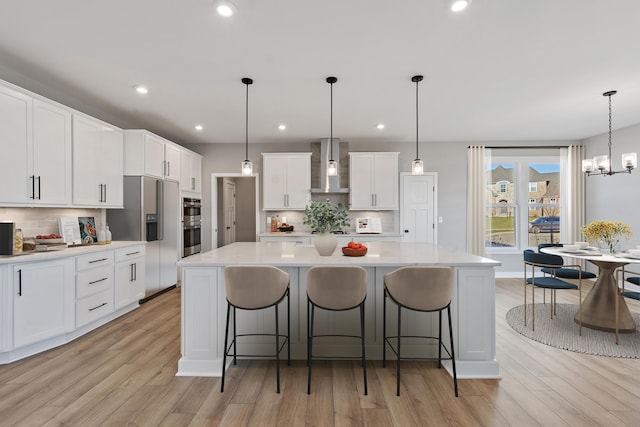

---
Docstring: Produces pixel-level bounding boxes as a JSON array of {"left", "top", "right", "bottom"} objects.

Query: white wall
[{"left": 583, "top": 122, "right": 640, "bottom": 248}]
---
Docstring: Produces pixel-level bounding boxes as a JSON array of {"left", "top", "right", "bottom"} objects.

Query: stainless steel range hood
[{"left": 311, "top": 138, "right": 350, "bottom": 193}]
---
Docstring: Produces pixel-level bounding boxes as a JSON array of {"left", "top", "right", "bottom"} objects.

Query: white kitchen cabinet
[
  {"left": 114, "top": 245, "right": 146, "bottom": 310},
  {"left": 0, "top": 84, "right": 32, "bottom": 205},
  {"left": 124, "top": 130, "right": 181, "bottom": 181},
  {"left": 75, "top": 250, "right": 115, "bottom": 327},
  {"left": 13, "top": 258, "right": 75, "bottom": 348},
  {"left": 262, "top": 153, "right": 312, "bottom": 210},
  {"left": 32, "top": 100, "right": 73, "bottom": 205},
  {"left": 72, "top": 114, "right": 124, "bottom": 207},
  {"left": 180, "top": 149, "right": 202, "bottom": 194},
  {"left": 0, "top": 85, "right": 72, "bottom": 206},
  {"left": 349, "top": 152, "right": 398, "bottom": 210}
]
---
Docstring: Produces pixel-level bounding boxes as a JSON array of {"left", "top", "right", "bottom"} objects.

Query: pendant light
[
  {"left": 411, "top": 75, "right": 424, "bottom": 175},
  {"left": 582, "top": 90, "right": 637, "bottom": 176},
  {"left": 241, "top": 77, "right": 253, "bottom": 176},
  {"left": 327, "top": 76, "right": 338, "bottom": 177}
]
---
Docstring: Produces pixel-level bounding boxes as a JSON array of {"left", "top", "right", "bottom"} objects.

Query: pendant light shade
[
  {"left": 327, "top": 76, "right": 338, "bottom": 177},
  {"left": 582, "top": 90, "right": 637, "bottom": 176},
  {"left": 411, "top": 75, "right": 424, "bottom": 175},
  {"left": 241, "top": 77, "right": 253, "bottom": 176}
]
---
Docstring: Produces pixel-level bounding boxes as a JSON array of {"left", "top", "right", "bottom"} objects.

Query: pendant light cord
[
  {"left": 415, "top": 78, "right": 419, "bottom": 159},
  {"left": 327, "top": 77, "right": 337, "bottom": 160},
  {"left": 607, "top": 92, "right": 613, "bottom": 172},
  {"left": 245, "top": 81, "right": 249, "bottom": 161}
]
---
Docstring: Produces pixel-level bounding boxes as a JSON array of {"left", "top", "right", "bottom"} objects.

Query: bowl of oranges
[{"left": 342, "top": 241, "right": 367, "bottom": 257}]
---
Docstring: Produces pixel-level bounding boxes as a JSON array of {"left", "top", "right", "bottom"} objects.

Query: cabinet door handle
[
  {"left": 89, "top": 257, "right": 108, "bottom": 264},
  {"left": 89, "top": 277, "right": 108, "bottom": 285},
  {"left": 98, "top": 184, "right": 103, "bottom": 202},
  {"left": 167, "top": 162, "right": 170, "bottom": 177},
  {"left": 130, "top": 263, "right": 134, "bottom": 282},
  {"left": 134, "top": 263, "right": 137, "bottom": 281},
  {"left": 37, "top": 176, "right": 41, "bottom": 200},
  {"left": 89, "top": 302, "right": 108, "bottom": 312},
  {"left": 126, "top": 251, "right": 141, "bottom": 256},
  {"left": 30, "top": 175, "right": 35, "bottom": 199},
  {"left": 18, "top": 269, "right": 22, "bottom": 296},
  {"left": 191, "top": 177, "right": 195, "bottom": 190},
  {"left": 103, "top": 184, "right": 107, "bottom": 203}
]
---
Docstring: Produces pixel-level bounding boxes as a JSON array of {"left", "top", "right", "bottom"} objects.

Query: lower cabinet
[
  {"left": 114, "top": 245, "right": 146, "bottom": 310},
  {"left": 1, "top": 243, "right": 146, "bottom": 364},
  {"left": 13, "top": 258, "right": 75, "bottom": 348},
  {"left": 76, "top": 251, "right": 115, "bottom": 327}
]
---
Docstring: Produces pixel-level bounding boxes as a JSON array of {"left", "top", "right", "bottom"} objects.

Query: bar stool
[
  {"left": 306, "top": 265, "right": 368, "bottom": 395},
  {"left": 383, "top": 266, "right": 458, "bottom": 397},
  {"left": 221, "top": 265, "right": 290, "bottom": 393}
]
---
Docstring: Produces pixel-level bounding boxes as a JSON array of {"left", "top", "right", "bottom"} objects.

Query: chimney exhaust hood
[{"left": 311, "top": 138, "right": 349, "bottom": 194}]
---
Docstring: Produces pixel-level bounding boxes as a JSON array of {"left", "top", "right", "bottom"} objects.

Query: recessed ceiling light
[
  {"left": 450, "top": 0, "right": 471, "bottom": 12},
  {"left": 216, "top": 1, "right": 236, "bottom": 17},
  {"left": 278, "top": 124, "right": 287, "bottom": 131},
  {"left": 134, "top": 85, "right": 148, "bottom": 94},
  {"left": 195, "top": 125, "right": 203, "bottom": 131},
  {"left": 376, "top": 123, "right": 385, "bottom": 130}
]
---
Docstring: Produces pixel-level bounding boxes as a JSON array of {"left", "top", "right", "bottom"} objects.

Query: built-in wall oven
[{"left": 182, "top": 197, "right": 202, "bottom": 257}]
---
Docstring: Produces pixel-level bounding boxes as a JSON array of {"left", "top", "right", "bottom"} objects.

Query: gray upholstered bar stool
[
  {"left": 221, "top": 265, "right": 290, "bottom": 393},
  {"left": 306, "top": 265, "right": 368, "bottom": 395},
  {"left": 383, "top": 266, "right": 458, "bottom": 397}
]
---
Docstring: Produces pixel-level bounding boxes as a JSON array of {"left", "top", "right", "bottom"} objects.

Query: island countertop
[
  {"left": 177, "top": 242, "right": 501, "bottom": 379},
  {"left": 178, "top": 241, "right": 500, "bottom": 268}
]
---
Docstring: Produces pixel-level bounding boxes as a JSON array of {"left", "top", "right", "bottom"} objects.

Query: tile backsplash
[{"left": 0, "top": 207, "right": 106, "bottom": 238}]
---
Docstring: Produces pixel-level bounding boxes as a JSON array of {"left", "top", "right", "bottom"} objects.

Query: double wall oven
[{"left": 182, "top": 197, "right": 202, "bottom": 257}]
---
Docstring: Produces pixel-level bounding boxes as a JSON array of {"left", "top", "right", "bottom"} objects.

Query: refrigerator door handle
[{"left": 157, "top": 180, "right": 164, "bottom": 240}]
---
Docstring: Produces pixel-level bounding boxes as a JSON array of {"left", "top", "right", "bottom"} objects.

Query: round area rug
[{"left": 506, "top": 303, "right": 640, "bottom": 358}]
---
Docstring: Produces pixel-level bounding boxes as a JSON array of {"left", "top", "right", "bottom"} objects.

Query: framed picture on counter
[{"left": 78, "top": 216, "right": 97, "bottom": 244}]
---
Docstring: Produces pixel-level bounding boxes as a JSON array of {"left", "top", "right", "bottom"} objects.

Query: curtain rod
[{"left": 468, "top": 145, "right": 572, "bottom": 149}]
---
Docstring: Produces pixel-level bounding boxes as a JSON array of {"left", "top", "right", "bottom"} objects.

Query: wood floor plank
[{"left": 1, "top": 282, "right": 639, "bottom": 426}]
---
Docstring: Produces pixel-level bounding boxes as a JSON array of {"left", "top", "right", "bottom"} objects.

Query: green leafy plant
[{"left": 303, "top": 200, "right": 350, "bottom": 234}]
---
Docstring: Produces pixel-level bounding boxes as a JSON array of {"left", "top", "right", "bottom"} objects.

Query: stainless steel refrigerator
[{"left": 107, "top": 176, "right": 179, "bottom": 300}]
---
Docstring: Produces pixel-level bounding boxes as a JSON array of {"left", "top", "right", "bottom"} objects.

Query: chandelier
[{"left": 582, "top": 90, "right": 637, "bottom": 176}]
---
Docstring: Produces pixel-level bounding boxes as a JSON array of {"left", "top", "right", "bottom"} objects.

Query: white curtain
[
  {"left": 565, "top": 145, "right": 586, "bottom": 242},
  {"left": 467, "top": 146, "right": 489, "bottom": 256}
]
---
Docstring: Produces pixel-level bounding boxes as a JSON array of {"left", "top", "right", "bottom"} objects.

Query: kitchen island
[{"left": 177, "top": 242, "right": 501, "bottom": 378}]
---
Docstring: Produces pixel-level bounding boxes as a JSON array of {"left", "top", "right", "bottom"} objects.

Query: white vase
[{"left": 314, "top": 232, "right": 337, "bottom": 256}]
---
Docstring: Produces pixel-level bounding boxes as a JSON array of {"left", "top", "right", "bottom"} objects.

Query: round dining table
[{"left": 540, "top": 246, "right": 640, "bottom": 333}]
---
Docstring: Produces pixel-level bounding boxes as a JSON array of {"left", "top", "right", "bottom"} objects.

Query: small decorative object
[
  {"left": 78, "top": 216, "right": 97, "bottom": 245},
  {"left": 304, "top": 199, "right": 350, "bottom": 256},
  {"left": 105, "top": 225, "right": 112, "bottom": 244},
  {"left": 97, "top": 227, "right": 107, "bottom": 245},
  {"left": 581, "top": 220, "right": 632, "bottom": 254}
]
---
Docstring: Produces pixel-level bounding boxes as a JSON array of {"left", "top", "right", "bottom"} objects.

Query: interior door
[
  {"left": 223, "top": 179, "right": 236, "bottom": 246},
  {"left": 401, "top": 173, "right": 436, "bottom": 243}
]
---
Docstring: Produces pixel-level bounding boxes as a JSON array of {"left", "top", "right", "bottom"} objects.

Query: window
[{"left": 486, "top": 154, "right": 562, "bottom": 251}]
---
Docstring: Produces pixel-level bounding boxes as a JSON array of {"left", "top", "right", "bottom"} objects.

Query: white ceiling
[{"left": 1, "top": 0, "right": 640, "bottom": 146}]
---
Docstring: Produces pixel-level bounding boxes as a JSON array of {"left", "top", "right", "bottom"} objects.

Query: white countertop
[
  {"left": 178, "top": 241, "right": 500, "bottom": 268},
  {"left": 258, "top": 231, "right": 402, "bottom": 237},
  {"left": 0, "top": 241, "right": 146, "bottom": 265}
]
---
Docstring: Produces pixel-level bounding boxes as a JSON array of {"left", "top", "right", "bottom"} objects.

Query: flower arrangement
[
  {"left": 303, "top": 199, "right": 350, "bottom": 234},
  {"left": 580, "top": 220, "right": 632, "bottom": 253}
]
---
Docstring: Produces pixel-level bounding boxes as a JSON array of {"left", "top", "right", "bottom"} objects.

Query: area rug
[{"left": 506, "top": 303, "right": 640, "bottom": 358}]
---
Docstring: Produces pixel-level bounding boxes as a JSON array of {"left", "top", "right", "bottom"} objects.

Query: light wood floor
[{"left": 2, "top": 279, "right": 640, "bottom": 426}]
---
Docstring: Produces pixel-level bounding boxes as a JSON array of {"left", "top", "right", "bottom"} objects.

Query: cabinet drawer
[
  {"left": 115, "top": 245, "right": 145, "bottom": 262},
  {"left": 76, "top": 251, "right": 114, "bottom": 271},
  {"left": 76, "top": 265, "right": 114, "bottom": 299},
  {"left": 76, "top": 289, "right": 114, "bottom": 327}
]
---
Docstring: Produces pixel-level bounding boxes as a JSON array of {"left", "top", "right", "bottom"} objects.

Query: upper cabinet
[
  {"left": 123, "top": 130, "right": 181, "bottom": 181},
  {"left": 262, "top": 153, "right": 312, "bottom": 210},
  {"left": 0, "top": 84, "right": 72, "bottom": 206},
  {"left": 180, "top": 149, "right": 202, "bottom": 194},
  {"left": 349, "top": 152, "right": 399, "bottom": 210},
  {"left": 72, "top": 114, "right": 124, "bottom": 208}
]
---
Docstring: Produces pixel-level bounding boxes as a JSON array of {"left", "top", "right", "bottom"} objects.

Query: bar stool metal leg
[
  {"left": 221, "top": 302, "right": 231, "bottom": 393},
  {"left": 360, "top": 303, "right": 368, "bottom": 395},
  {"left": 307, "top": 303, "right": 315, "bottom": 395},
  {"left": 396, "top": 304, "right": 401, "bottom": 396},
  {"left": 448, "top": 305, "right": 458, "bottom": 397}
]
